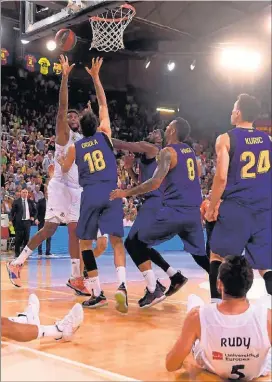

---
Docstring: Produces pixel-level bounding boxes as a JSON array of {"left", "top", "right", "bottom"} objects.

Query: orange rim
[{"left": 90, "top": 4, "right": 135, "bottom": 23}]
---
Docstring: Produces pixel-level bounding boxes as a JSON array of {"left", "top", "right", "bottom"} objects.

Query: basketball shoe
[
  {"left": 6, "top": 261, "right": 22, "bottom": 288},
  {"left": 82, "top": 291, "right": 108, "bottom": 309},
  {"left": 114, "top": 282, "right": 128, "bottom": 314},
  {"left": 55, "top": 303, "right": 84, "bottom": 342},
  {"left": 139, "top": 283, "right": 166, "bottom": 308},
  {"left": 67, "top": 277, "right": 91, "bottom": 296},
  {"left": 165, "top": 271, "right": 188, "bottom": 297},
  {"left": 14, "top": 294, "right": 40, "bottom": 326}
]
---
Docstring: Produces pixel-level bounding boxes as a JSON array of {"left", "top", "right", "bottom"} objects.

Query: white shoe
[
  {"left": 22, "top": 294, "right": 40, "bottom": 326},
  {"left": 55, "top": 303, "right": 84, "bottom": 342}
]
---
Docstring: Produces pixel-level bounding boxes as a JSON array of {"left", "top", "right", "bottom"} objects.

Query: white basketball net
[{"left": 89, "top": 4, "right": 136, "bottom": 52}]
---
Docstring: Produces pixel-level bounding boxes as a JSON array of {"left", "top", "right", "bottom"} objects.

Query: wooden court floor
[{"left": 1, "top": 260, "right": 271, "bottom": 382}]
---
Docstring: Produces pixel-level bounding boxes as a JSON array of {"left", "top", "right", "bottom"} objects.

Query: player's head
[
  {"left": 217, "top": 255, "right": 253, "bottom": 299},
  {"left": 67, "top": 109, "right": 80, "bottom": 132},
  {"left": 164, "top": 117, "right": 191, "bottom": 144},
  {"left": 146, "top": 129, "right": 164, "bottom": 145},
  {"left": 80, "top": 110, "right": 99, "bottom": 137},
  {"left": 231, "top": 94, "right": 260, "bottom": 126}
]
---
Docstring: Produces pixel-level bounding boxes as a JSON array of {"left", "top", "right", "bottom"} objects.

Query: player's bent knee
[
  {"left": 80, "top": 239, "right": 93, "bottom": 251},
  {"left": 68, "top": 222, "right": 77, "bottom": 234},
  {"left": 43, "top": 222, "right": 58, "bottom": 238},
  {"left": 210, "top": 252, "right": 223, "bottom": 262},
  {"left": 109, "top": 235, "right": 123, "bottom": 247},
  {"left": 125, "top": 236, "right": 149, "bottom": 267},
  {"left": 95, "top": 238, "right": 107, "bottom": 256}
]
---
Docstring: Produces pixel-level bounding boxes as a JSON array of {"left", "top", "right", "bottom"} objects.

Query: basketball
[{"left": 55, "top": 28, "right": 77, "bottom": 51}]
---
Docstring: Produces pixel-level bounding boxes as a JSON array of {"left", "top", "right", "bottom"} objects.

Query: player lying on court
[
  {"left": 2, "top": 294, "right": 83, "bottom": 342},
  {"left": 58, "top": 58, "right": 128, "bottom": 313},
  {"left": 110, "top": 118, "right": 210, "bottom": 308},
  {"left": 166, "top": 256, "right": 272, "bottom": 380},
  {"left": 6, "top": 55, "right": 89, "bottom": 296},
  {"left": 205, "top": 94, "right": 272, "bottom": 302},
  {"left": 112, "top": 131, "right": 191, "bottom": 297}
]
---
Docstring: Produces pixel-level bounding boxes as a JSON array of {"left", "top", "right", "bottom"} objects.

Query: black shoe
[
  {"left": 156, "top": 279, "right": 166, "bottom": 293},
  {"left": 165, "top": 271, "right": 188, "bottom": 297},
  {"left": 38, "top": 252, "right": 42, "bottom": 256},
  {"left": 138, "top": 280, "right": 166, "bottom": 305},
  {"left": 139, "top": 283, "right": 166, "bottom": 309},
  {"left": 114, "top": 282, "right": 128, "bottom": 314},
  {"left": 82, "top": 291, "right": 108, "bottom": 309}
]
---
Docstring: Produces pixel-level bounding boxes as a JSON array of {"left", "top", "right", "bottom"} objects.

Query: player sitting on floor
[{"left": 166, "top": 255, "right": 271, "bottom": 380}]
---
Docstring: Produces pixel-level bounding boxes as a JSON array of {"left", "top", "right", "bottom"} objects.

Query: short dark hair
[
  {"left": 174, "top": 117, "right": 191, "bottom": 142},
  {"left": 218, "top": 255, "right": 253, "bottom": 298},
  {"left": 237, "top": 94, "right": 260, "bottom": 123},
  {"left": 80, "top": 111, "right": 99, "bottom": 137},
  {"left": 67, "top": 109, "right": 79, "bottom": 116}
]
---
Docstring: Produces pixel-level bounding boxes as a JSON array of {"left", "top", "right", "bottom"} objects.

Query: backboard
[{"left": 20, "top": 1, "right": 123, "bottom": 42}]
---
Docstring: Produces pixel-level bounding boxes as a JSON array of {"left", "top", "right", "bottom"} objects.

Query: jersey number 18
[{"left": 84, "top": 150, "right": 106, "bottom": 173}]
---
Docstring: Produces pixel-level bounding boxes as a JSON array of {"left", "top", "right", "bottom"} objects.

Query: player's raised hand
[
  {"left": 59, "top": 55, "right": 75, "bottom": 77},
  {"left": 124, "top": 153, "right": 135, "bottom": 169},
  {"left": 85, "top": 57, "right": 103, "bottom": 78},
  {"left": 109, "top": 189, "right": 126, "bottom": 201}
]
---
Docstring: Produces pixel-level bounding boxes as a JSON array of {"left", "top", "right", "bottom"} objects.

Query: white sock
[
  {"left": 8, "top": 315, "right": 27, "bottom": 324},
  {"left": 166, "top": 266, "right": 177, "bottom": 277},
  {"left": 116, "top": 266, "right": 126, "bottom": 287},
  {"left": 85, "top": 276, "right": 101, "bottom": 297},
  {"left": 71, "top": 259, "right": 81, "bottom": 278},
  {"left": 12, "top": 246, "right": 33, "bottom": 265},
  {"left": 38, "top": 325, "right": 62, "bottom": 340},
  {"left": 142, "top": 270, "right": 156, "bottom": 293}
]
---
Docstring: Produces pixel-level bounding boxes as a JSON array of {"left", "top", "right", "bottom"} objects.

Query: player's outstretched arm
[
  {"left": 110, "top": 147, "right": 172, "bottom": 200},
  {"left": 166, "top": 308, "right": 199, "bottom": 372},
  {"left": 56, "top": 55, "right": 75, "bottom": 146},
  {"left": 205, "top": 133, "right": 230, "bottom": 222},
  {"left": 57, "top": 144, "right": 76, "bottom": 173},
  {"left": 85, "top": 58, "right": 111, "bottom": 138},
  {"left": 112, "top": 139, "right": 159, "bottom": 157}
]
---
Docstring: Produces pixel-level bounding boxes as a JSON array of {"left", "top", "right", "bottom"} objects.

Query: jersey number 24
[
  {"left": 84, "top": 150, "right": 106, "bottom": 173},
  {"left": 240, "top": 150, "right": 270, "bottom": 179}
]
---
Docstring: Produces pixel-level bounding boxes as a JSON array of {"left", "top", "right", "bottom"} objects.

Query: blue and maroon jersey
[
  {"left": 223, "top": 128, "right": 271, "bottom": 211},
  {"left": 163, "top": 143, "right": 202, "bottom": 208},
  {"left": 75, "top": 132, "right": 117, "bottom": 188},
  {"left": 139, "top": 147, "right": 163, "bottom": 199}
]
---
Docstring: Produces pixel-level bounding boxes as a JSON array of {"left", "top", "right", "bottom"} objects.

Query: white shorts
[
  {"left": 45, "top": 178, "right": 81, "bottom": 224},
  {"left": 97, "top": 229, "right": 108, "bottom": 240}
]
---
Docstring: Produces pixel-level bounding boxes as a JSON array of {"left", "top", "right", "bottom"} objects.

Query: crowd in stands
[{"left": 1, "top": 70, "right": 217, "bottom": 227}]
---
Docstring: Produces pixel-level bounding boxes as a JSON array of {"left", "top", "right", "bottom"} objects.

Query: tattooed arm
[{"left": 110, "top": 148, "right": 172, "bottom": 200}]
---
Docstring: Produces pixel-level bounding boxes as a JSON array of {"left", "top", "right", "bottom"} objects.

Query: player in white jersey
[
  {"left": 166, "top": 256, "right": 271, "bottom": 380},
  {"left": 6, "top": 56, "right": 88, "bottom": 295}
]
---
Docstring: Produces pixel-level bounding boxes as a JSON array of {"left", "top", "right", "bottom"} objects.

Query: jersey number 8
[
  {"left": 240, "top": 150, "right": 270, "bottom": 179},
  {"left": 84, "top": 150, "right": 106, "bottom": 173},
  {"left": 186, "top": 158, "right": 195, "bottom": 181}
]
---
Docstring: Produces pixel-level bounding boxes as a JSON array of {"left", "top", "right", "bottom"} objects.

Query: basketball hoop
[{"left": 89, "top": 4, "right": 136, "bottom": 52}]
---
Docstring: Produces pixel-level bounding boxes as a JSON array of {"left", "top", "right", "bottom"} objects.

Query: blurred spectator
[
  {"left": 42, "top": 151, "right": 54, "bottom": 173},
  {"left": 35, "top": 189, "right": 51, "bottom": 256}
]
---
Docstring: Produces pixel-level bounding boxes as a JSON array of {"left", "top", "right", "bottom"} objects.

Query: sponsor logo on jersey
[{"left": 212, "top": 351, "right": 223, "bottom": 360}]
